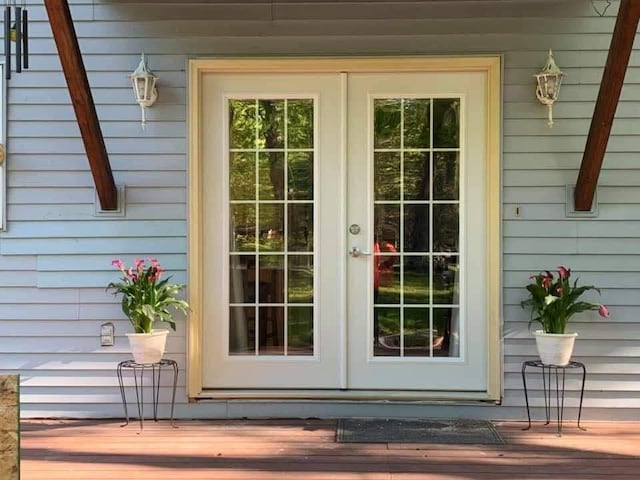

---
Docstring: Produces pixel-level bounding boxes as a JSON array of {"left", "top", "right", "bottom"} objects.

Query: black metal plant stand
[
  {"left": 521, "top": 360, "right": 587, "bottom": 436},
  {"left": 116, "top": 358, "right": 178, "bottom": 430}
]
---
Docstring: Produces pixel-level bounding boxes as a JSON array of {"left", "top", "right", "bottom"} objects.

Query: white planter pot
[
  {"left": 533, "top": 330, "right": 577, "bottom": 366},
  {"left": 126, "top": 329, "right": 169, "bottom": 364}
]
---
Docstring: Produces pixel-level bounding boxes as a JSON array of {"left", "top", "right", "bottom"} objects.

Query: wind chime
[{"left": 4, "top": 0, "right": 29, "bottom": 80}]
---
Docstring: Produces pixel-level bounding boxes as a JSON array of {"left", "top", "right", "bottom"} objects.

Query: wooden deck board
[{"left": 20, "top": 420, "right": 640, "bottom": 479}]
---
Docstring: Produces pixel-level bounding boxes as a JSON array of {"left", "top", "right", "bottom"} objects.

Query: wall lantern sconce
[
  {"left": 534, "top": 49, "right": 564, "bottom": 128},
  {"left": 130, "top": 53, "right": 158, "bottom": 129}
]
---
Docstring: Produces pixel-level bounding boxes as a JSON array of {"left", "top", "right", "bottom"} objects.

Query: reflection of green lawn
[
  {"left": 377, "top": 272, "right": 457, "bottom": 304},
  {"left": 288, "top": 269, "right": 313, "bottom": 303}
]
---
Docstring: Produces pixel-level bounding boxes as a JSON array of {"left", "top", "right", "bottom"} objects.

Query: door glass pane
[
  {"left": 259, "top": 255, "right": 284, "bottom": 304},
  {"left": 288, "top": 205, "right": 313, "bottom": 252},
  {"left": 374, "top": 152, "right": 400, "bottom": 201},
  {"left": 433, "top": 255, "right": 459, "bottom": 305},
  {"left": 374, "top": 307, "right": 401, "bottom": 357},
  {"left": 229, "top": 307, "right": 255, "bottom": 355},
  {"left": 403, "top": 308, "right": 430, "bottom": 357},
  {"left": 229, "top": 100, "right": 257, "bottom": 149},
  {"left": 374, "top": 99, "right": 401, "bottom": 149},
  {"left": 433, "top": 99, "right": 460, "bottom": 148},
  {"left": 259, "top": 306, "right": 284, "bottom": 355},
  {"left": 230, "top": 205, "right": 255, "bottom": 252},
  {"left": 288, "top": 255, "right": 313, "bottom": 303},
  {"left": 403, "top": 99, "right": 431, "bottom": 149},
  {"left": 403, "top": 152, "right": 430, "bottom": 201},
  {"left": 228, "top": 98, "right": 316, "bottom": 357},
  {"left": 230, "top": 152, "right": 256, "bottom": 200},
  {"left": 372, "top": 97, "right": 461, "bottom": 358},
  {"left": 230, "top": 256, "right": 256, "bottom": 304},
  {"left": 288, "top": 152, "right": 313, "bottom": 200},
  {"left": 258, "top": 152, "right": 285, "bottom": 200},
  {"left": 288, "top": 307, "right": 314, "bottom": 355},
  {"left": 288, "top": 100, "right": 314, "bottom": 149},
  {"left": 257, "top": 100, "right": 285, "bottom": 149},
  {"left": 259, "top": 204, "right": 284, "bottom": 252},
  {"left": 433, "top": 152, "right": 459, "bottom": 200}
]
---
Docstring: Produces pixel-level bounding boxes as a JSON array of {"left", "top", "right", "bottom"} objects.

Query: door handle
[{"left": 349, "top": 246, "right": 372, "bottom": 258}]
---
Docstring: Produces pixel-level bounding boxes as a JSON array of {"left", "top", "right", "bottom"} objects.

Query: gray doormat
[{"left": 336, "top": 418, "right": 504, "bottom": 444}]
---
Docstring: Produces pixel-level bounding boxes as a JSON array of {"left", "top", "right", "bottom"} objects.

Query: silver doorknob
[{"left": 349, "top": 246, "right": 372, "bottom": 258}]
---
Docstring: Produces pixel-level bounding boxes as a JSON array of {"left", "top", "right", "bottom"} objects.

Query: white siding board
[
  {"left": 37, "top": 270, "right": 187, "bottom": 288},
  {"left": 0, "top": 335, "right": 185, "bottom": 354},
  {"left": 18, "top": 370, "right": 187, "bottom": 388},
  {"left": 9, "top": 104, "right": 187, "bottom": 121},
  {"left": 9, "top": 122, "right": 186, "bottom": 138},
  {"left": 8, "top": 203, "right": 186, "bottom": 221},
  {"left": 0, "top": 237, "right": 187, "bottom": 255},
  {"left": 506, "top": 357, "right": 640, "bottom": 375},
  {"left": 505, "top": 254, "right": 640, "bottom": 272},
  {"left": 2, "top": 220, "right": 185, "bottom": 238},
  {"left": 505, "top": 323, "right": 640, "bottom": 340},
  {"left": 8, "top": 155, "right": 186, "bottom": 172},
  {"left": 0, "top": 0, "right": 637, "bottom": 419},
  {"left": 504, "top": 153, "right": 640, "bottom": 170},
  {"left": 506, "top": 237, "right": 640, "bottom": 255},
  {"left": 504, "top": 203, "right": 640, "bottom": 221},
  {"left": 505, "top": 101, "right": 640, "bottom": 119},
  {"left": 0, "top": 272, "right": 38, "bottom": 287},
  {"left": 37, "top": 253, "right": 187, "bottom": 271},
  {"left": 504, "top": 271, "right": 640, "bottom": 289},
  {"left": 505, "top": 340, "right": 640, "bottom": 358},
  {"left": 8, "top": 138, "right": 185, "bottom": 155},
  {"left": 0, "top": 288, "right": 79, "bottom": 303},
  {"left": 3, "top": 320, "right": 127, "bottom": 336},
  {"left": 0, "top": 353, "right": 187, "bottom": 370}
]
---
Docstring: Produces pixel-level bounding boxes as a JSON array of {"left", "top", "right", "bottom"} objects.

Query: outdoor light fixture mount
[
  {"left": 130, "top": 53, "right": 158, "bottom": 129},
  {"left": 534, "top": 49, "right": 564, "bottom": 128}
]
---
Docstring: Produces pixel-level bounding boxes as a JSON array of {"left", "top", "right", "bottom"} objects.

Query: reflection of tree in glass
[
  {"left": 288, "top": 152, "right": 313, "bottom": 200},
  {"left": 229, "top": 100, "right": 257, "bottom": 149},
  {"left": 433, "top": 99, "right": 460, "bottom": 148},
  {"left": 433, "top": 205, "right": 459, "bottom": 252},
  {"left": 259, "top": 101, "right": 285, "bottom": 200},
  {"left": 287, "top": 100, "right": 313, "bottom": 149},
  {"left": 403, "top": 99, "right": 430, "bottom": 148},
  {"left": 374, "top": 99, "right": 401, "bottom": 149},
  {"left": 434, "top": 152, "right": 459, "bottom": 200}
]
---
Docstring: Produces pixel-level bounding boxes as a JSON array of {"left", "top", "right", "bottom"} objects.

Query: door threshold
[{"left": 193, "top": 389, "right": 499, "bottom": 403}]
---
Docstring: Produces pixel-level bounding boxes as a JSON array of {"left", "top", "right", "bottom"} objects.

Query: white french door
[
  {"left": 200, "top": 65, "right": 492, "bottom": 394},
  {"left": 346, "top": 73, "right": 488, "bottom": 391},
  {"left": 201, "top": 73, "right": 344, "bottom": 388}
]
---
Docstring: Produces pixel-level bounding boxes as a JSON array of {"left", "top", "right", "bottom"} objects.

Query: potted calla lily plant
[
  {"left": 108, "top": 258, "right": 189, "bottom": 364},
  {"left": 521, "top": 265, "right": 610, "bottom": 366}
]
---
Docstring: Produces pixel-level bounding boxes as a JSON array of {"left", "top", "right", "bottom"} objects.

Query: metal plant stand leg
[
  {"left": 543, "top": 365, "right": 550, "bottom": 425},
  {"left": 521, "top": 362, "right": 532, "bottom": 431},
  {"left": 117, "top": 359, "right": 179, "bottom": 430},
  {"left": 133, "top": 364, "right": 144, "bottom": 429},
  {"left": 117, "top": 362, "right": 129, "bottom": 427},
  {"left": 521, "top": 360, "right": 587, "bottom": 436},
  {"left": 577, "top": 362, "right": 587, "bottom": 431},
  {"left": 170, "top": 360, "right": 178, "bottom": 427}
]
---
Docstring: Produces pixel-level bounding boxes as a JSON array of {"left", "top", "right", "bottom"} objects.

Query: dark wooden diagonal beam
[
  {"left": 574, "top": 0, "right": 640, "bottom": 211},
  {"left": 44, "top": 0, "right": 117, "bottom": 210}
]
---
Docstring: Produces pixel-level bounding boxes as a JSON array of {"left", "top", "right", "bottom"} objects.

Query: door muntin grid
[
  {"left": 372, "top": 96, "right": 462, "bottom": 359},
  {"left": 227, "top": 98, "right": 316, "bottom": 357}
]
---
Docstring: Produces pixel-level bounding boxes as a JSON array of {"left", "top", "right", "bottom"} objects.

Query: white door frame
[{"left": 187, "top": 56, "right": 502, "bottom": 401}]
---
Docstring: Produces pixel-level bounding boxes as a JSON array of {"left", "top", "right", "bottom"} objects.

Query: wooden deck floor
[{"left": 21, "top": 419, "right": 640, "bottom": 479}]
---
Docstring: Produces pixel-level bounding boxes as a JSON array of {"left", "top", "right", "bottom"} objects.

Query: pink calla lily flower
[{"left": 557, "top": 265, "right": 570, "bottom": 279}]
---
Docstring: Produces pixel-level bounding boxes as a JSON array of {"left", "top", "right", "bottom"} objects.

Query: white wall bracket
[
  {"left": 94, "top": 184, "right": 126, "bottom": 217},
  {"left": 566, "top": 184, "right": 598, "bottom": 218}
]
